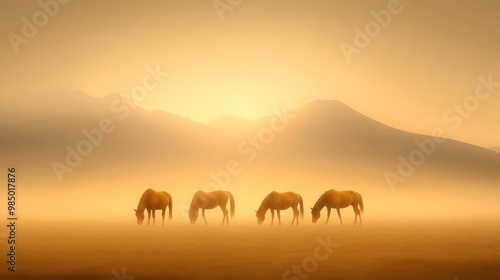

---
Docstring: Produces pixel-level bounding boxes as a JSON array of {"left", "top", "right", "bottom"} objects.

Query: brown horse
[
  {"left": 134, "top": 188, "right": 173, "bottom": 226},
  {"left": 188, "top": 191, "right": 235, "bottom": 225},
  {"left": 256, "top": 191, "right": 304, "bottom": 225},
  {"left": 311, "top": 189, "right": 364, "bottom": 225}
]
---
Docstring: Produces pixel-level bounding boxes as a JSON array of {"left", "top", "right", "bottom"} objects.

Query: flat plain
[{"left": 2, "top": 219, "right": 500, "bottom": 280}]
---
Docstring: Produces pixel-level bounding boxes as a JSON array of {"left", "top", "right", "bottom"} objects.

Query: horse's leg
[
  {"left": 354, "top": 205, "right": 362, "bottom": 225},
  {"left": 202, "top": 209, "right": 207, "bottom": 225},
  {"left": 325, "top": 207, "right": 331, "bottom": 225},
  {"left": 291, "top": 207, "right": 299, "bottom": 226},
  {"left": 277, "top": 210, "right": 281, "bottom": 226},
  {"left": 336, "top": 208, "right": 343, "bottom": 225},
  {"left": 353, "top": 205, "right": 358, "bottom": 225},
  {"left": 147, "top": 209, "right": 152, "bottom": 226},
  {"left": 162, "top": 208, "right": 166, "bottom": 226},
  {"left": 295, "top": 208, "right": 299, "bottom": 226},
  {"left": 152, "top": 210, "right": 156, "bottom": 226},
  {"left": 220, "top": 205, "right": 229, "bottom": 226},
  {"left": 271, "top": 209, "right": 275, "bottom": 226}
]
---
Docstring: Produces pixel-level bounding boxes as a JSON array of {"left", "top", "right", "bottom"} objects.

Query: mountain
[
  {"left": 490, "top": 146, "right": 500, "bottom": 153},
  {"left": 262, "top": 100, "right": 500, "bottom": 180},
  {"left": 1, "top": 92, "right": 499, "bottom": 194}
]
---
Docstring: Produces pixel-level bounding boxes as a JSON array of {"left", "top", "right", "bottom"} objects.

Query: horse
[
  {"left": 188, "top": 191, "right": 235, "bottom": 225},
  {"left": 311, "top": 189, "right": 364, "bottom": 225},
  {"left": 256, "top": 191, "right": 304, "bottom": 226},
  {"left": 134, "top": 188, "right": 173, "bottom": 226}
]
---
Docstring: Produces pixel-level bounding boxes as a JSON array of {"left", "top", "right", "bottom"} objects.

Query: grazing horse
[
  {"left": 311, "top": 189, "right": 364, "bottom": 225},
  {"left": 256, "top": 191, "right": 304, "bottom": 226},
  {"left": 134, "top": 188, "right": 173, "bottom": 226},
  {"left": 189, "top": 191, "right": 235, "bottom": 225}
]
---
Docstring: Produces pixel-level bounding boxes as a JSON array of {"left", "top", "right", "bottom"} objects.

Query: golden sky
[{"left": 1, "top": 0, "right": 499, "bottom": 147}]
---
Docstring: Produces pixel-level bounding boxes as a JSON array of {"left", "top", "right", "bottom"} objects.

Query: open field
[{"left": 1, "top": 219, "right": 499, "bottom": 280}]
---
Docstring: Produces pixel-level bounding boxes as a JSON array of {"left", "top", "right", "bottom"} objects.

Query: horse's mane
[
  {"left": 190, "top": 190, "right": 209, "bottom": 209},
  {"left": 189, "top": 191, "right": 199, "bottom": 209},
  {"left": 257, "top": 193, "right": 272, "bottom": 212},
  {"left": 313, "top": 191, "right": 328, "bottom": 210},
  {"left": 138, "top": 189, "right": 154, "bottom": 211}
]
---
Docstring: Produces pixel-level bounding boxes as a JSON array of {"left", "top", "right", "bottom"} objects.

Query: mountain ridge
[{"left": 2, "top": 91, "right": 499, "bottom": 191}]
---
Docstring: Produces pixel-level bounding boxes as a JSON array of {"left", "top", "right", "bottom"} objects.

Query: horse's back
[
  {"left": 200, "top": 190, "right": 230, "bottom": 201},
  {"left": 157, "top": 191, "right": 171, "bottom": 206},
  {"left": 324, "top": 189, "right": 353, "bottom": 207},
  {"left": 140, "top": 188, "right": 155, "bottom": 201},
  {"left": 159, "top": 191, "right": 171, "bottom": 200},
  {"left": 286, "top": 192, "right": 301, "bottom": 204},
  {"left": 192, "top": 190, "right": 229, "bottom": 209},
  {"left": 141, "top": 189, "right": 171, "bottom": 209},
  {"left": 268, "top": 191, "right": 299, "bottom": 209},
  {"left": 343, "top": 190, "right": 361, "bottom": 201},
  {"left": 267, "top": 191, "right": 286, "bottom": 202},
  {"left": 143, "top": 188, "right": 155, "bottom": 196}
]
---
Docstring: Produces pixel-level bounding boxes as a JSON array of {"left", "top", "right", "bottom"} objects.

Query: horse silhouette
[
  {"left": 134, "top": 188, "right": 173, "bottom": 226},
  {"left": 311, "top": 189, "right": 364, "bottom": 225},
  {"left": 188, "top": 191, "right": 235, "bottom": 225},
  {"left": 256, "top": 191, "right": 304, "bottom": 225}
]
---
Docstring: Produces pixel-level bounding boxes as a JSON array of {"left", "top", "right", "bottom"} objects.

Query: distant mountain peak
[
  {"left": 298, "top": 99, "right": 355, "bottom": 112},
  {"left": 293, "top": 99, "right": 362, "bottom": 121},
  {"left": 308, "top": 99, "right": 347, "bottom": 106},
  {"left": 103, "top": 92, "right": 123, "bottom": 100},
  {"left": 210, "top": 115, "right": 250, "bottom": 126}
]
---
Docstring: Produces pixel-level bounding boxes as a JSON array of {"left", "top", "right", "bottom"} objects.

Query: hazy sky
[{"left": 1, "top": 0, "right": 499, "bottom": 147}]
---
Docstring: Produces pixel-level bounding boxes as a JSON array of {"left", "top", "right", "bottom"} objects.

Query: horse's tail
[
  {"left": 298, "top": 194, "right": 304, "bottom": 219},
  {"left": 227, "top": 191, "right": 235, "bottom": 219},
  {"left": 168, "top": 195, "right": 173, "bottom": 220},
  {"left": 358, "top": 193, "right": 364, "bottom": 213}
]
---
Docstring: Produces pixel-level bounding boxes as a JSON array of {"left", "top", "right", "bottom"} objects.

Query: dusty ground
[{"left": 1, "top": 219, "right": 499, "bottom": 280}]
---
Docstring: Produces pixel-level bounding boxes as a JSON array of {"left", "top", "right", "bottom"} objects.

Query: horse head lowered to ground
[
  {"left": 256, "top": 191, "right": 304, "bottom": 226},
  {"left": 311, "top": 189, "right": 364, "bottom": 225},
  {"left": 135, "top": 188, "right": 173, "bottom": 226}
]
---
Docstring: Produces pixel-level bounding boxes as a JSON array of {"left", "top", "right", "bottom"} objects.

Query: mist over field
[
  {"left": 4, "top": 93, "right": 499, "bottom": 223},
  {"left": 2, "top": 91, "right": 499, "bottom": 280},
  {"left": 1, "top": 0, "right": 500, "bottom": 279}
]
